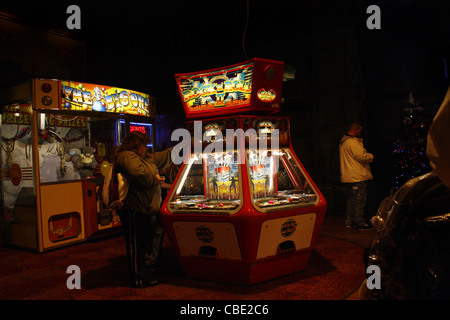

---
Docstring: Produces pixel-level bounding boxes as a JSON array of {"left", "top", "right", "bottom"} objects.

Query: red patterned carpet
[{"left": 0, "top": 234, "right": 365, "bottom": 300}]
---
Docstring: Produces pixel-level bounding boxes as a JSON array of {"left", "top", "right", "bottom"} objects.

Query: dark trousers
[
  {"left": 344, "top": 180, "right": 368, "bottom": 227},
  {"left": 118, "top": 209, "right": 164, "bottom": 286}
]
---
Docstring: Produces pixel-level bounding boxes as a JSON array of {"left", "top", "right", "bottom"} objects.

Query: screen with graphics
[
  {"left": 247, "top": 148, "right": 318, "bottom": 211},
  {"left": 168, "top": 151, "right": 242, "bottom": 214}
]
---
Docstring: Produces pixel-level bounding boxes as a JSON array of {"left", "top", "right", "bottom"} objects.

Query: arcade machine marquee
[
  {"left": 160, "top": 58, "right": 327, "bottom": 284},
  {"left": 0, "top": 79, "right": 155, "bottom": 252}
]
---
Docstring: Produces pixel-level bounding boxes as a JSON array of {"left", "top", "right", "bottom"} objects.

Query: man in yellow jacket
[{"left": 339, "top": 122, "right": 374, "bottom": 229}]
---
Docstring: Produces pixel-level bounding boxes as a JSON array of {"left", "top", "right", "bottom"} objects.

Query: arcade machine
[
  {"left": 160, "top": 58, "right": 327, "bottom": 284},
  {"left": 0, "top": 79, "right": 155, "bottom": 252}
]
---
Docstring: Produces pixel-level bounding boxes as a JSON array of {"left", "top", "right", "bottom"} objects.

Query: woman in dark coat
[{"left": 114, "top": 131, "right": 171, "bottom": 288}]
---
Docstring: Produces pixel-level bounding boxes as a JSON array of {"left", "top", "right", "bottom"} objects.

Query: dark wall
[
  {"left": 238, "top": 0, "right": 450, "bottom": 215},
  {"left": 1, "top": 0, "right": 449, "bottom": 216},
  {"left": 0, "top": 8, "right": 85, "bottom": 89}
]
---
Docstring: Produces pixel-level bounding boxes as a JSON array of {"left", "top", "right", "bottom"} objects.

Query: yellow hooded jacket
[
  {"left": 339, "top": 135, "right": 374, "bottom": 183},
  {"left": 427, "top": 86, "right": 450, "bottom": 188}
]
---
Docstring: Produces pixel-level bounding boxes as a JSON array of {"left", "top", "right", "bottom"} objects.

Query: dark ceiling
[{"left": 1, "top": 0, "right": 449, "bottom": 97}]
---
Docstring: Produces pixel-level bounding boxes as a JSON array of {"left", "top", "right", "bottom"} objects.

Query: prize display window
[
  {"left": 0, "top": 104, "right": 121, "bottom": 248},
  {"left": 37, "top": 113, "right": 117, "bottom": 183},
  {"left": 247, "top": 148, "right": 318, "bottom": 212},
  {"left": 1, "top": 102, "right": 36, "bottom": 223}
]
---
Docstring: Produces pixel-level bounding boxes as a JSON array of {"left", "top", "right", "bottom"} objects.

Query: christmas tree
[{"left": 392, "top": 92, "right": 432, "bottom": 190}]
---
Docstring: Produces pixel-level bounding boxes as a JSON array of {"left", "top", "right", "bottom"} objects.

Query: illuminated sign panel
[
  {"left": 126, "top": 121, "right": 153, "bottom": 147},
  {"left": 130, "top": 125, "right": 146, "bottom": 134},
  {"left": 176, "top": 62, "right": 253, "bottom": 112},
  {"left": 129, "top": 122, "right": 151, "bottom": 135},
  {"left": 60, "top": 81, "right": 152, "bottom": 117},
  {"left": 257, "top": 89, "right": 276, "bottom": 102},
  {"left": 2, "top": 103, "right": 87, "bottom": 129},
  {"left": 175, "top": 58, "right": 284, "bottom": 119}
]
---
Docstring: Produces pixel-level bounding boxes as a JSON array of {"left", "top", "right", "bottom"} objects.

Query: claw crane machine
[
  {"left": 160, "top": 58, "right": 327, "bottom": 284},
  {"left": 0, "top": 79, "right": 155, "bottom": 252}
]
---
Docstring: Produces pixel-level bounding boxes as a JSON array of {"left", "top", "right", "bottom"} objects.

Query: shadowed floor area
[{"left": 0, "top": 219, "right": 367, "bottom": 300}]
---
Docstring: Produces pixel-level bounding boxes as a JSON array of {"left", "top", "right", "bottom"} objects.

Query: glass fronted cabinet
[{"left": 1, "top": 79, "right": 155, "bottom": 251}]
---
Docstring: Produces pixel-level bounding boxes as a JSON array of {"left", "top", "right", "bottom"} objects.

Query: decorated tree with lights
[{"left": 391, "top": 92, "right": 432, "bottom": 190}]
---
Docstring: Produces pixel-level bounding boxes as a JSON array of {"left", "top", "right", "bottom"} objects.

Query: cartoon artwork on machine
[
  {"left": 160, "top": 58, "right": 327, "bottom": 284},
  {"left": 0, "top": 79, "right": 155, "bottom": 252}
]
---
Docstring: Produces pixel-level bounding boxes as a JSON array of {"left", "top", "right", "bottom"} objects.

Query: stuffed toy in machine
[{"left": 71, "top": 146, "right": 97, "bottom": 178}]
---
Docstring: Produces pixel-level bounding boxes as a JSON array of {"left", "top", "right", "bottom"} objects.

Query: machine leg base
[{"left": 179, "top": 250, "right": 312, "bottom": 284}]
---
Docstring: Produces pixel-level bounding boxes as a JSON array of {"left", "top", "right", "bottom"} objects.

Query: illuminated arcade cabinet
[
  {"left": 160, "top": 58, "right": 327, "bottom": 284},
  {"left": 0, "top": 79, "right": 155, "bottom": 252}
]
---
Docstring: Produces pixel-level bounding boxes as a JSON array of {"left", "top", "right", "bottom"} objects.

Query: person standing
[
  {"left": 114, "top": 131, "right": 172, "bottom": 288},
  {"left": 339, "top": 122, "right": 374, "bottom": 230}
]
